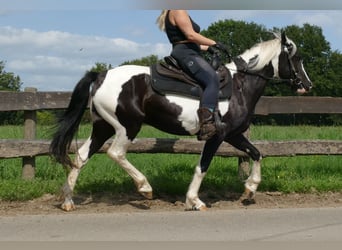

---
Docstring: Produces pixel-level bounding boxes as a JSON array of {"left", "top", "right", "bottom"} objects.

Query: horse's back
[
  {"left": 105, "top": 65, "right": 150, "bottom": 85},
  {"left": 93, "top": 65, "right": 149, "bottom": 100}
]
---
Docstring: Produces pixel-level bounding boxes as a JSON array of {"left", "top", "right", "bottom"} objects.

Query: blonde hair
[{"left": 156, "top": 10, "right": 168, "bottom": 31}]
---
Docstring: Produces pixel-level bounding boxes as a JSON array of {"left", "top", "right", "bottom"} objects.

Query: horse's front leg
[
  {"left": 186, "top": 136, "right": 223, "bottom": 211},
  {"left": 226, "top": 133, "right": 262, "bottom": 200}
]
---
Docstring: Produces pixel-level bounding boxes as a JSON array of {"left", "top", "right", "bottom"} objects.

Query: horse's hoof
[
  {"left": 244, "top": 188, "right": 255, "bottom": 200},
  {"left": 244, "top": 187, "right": 255, "bottom": 200},
  {"left": 241, "top": 188, "right": 256, "bottom": 205},
  {"left": 198, "top": 205, "right": 208, "bottom": 211},
  {"left": 61, "top": 202, "right": 75, "bottom": 211},
  {"left": 185, "top": 204, "right": 208, "bottom": 212},
  {"left": 140, "top": 191, "right": 153, "bottom": 200}
]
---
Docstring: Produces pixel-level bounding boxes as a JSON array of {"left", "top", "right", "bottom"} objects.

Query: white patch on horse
[
  {"left": 166, "top": 95, "right": 230, "bottom": 135},
  {"left": 299, "top": 60, "right": 312, "bottom": 83},
  {"left": 186, "top": 165, "right": 207, "bottom": 210},
  {"left": 218, "top": 100, "right": 229, "bottom": 116},
  {"left": 165, "top": 95, "right": 199, "bottom": 134},
  {"left": 74, "top": 137, "right": 92, "bottom": 167}
]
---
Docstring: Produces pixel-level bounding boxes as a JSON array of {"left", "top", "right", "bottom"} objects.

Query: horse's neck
[{"left": 231, "top": 62, "right": 273, "bottom": 111}]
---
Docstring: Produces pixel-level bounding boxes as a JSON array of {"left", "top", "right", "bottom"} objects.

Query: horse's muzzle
[{"left": 293, "top": 79, "right": 312, "bottom": 94}]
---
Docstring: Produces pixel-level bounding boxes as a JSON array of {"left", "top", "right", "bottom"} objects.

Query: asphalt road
[{"left": 1, "top": 207, "right": 342, "bottom": 241}]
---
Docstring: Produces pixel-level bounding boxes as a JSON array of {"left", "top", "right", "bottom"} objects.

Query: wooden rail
[
  {"left": 1, "top": 91, "right": 342, "bottom": 114},
  {"left": 1, "top": 139, "right": 342, "bottom": 159},
  {"left": 1, "top": 89, "right": 342, "bottom": 179}
]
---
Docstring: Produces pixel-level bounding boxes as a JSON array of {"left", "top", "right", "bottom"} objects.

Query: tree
[
  {"left": 325, "top": 51, "right": 342, "bottom": 97},
  {"left": 0, "top": 61, "right": 23, "bottom": 125},
  {"left": 0, "top": 61, "right": 22, "bottom": 91},
  {"left": 90, "top": 62, "right": 113, "bottom": 73},
  {"left": 120, "top": 55, "right": 160, "bottom": 66},
  {"left": 201, "top": 20, "right": 272, "bottom": 64}
]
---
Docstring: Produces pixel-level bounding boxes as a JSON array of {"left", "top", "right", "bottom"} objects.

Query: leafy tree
[
  {"left": 201, "top": 19, "right": 272, "bottom": 64},
  {"left": 120, "top": 55, "right": 160, "bottom": 66},
  {"left": 0, "top": 61, "right": 23, "bottom": 125},
  {"left": 0, "top": 61, "right": 22, "bottom": 91},
  {"left": 325, "top": 51, "right": 342, "bottom": 97},
  {"left": 90, "top": 62, "right": 113, "bottom": 73}
]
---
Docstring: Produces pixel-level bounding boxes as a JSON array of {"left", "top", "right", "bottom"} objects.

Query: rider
[{"left": 156, "top": 10, "right": 228, "bottom": 141}]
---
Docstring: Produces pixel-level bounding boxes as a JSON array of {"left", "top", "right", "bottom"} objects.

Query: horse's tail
[{"left": 50, "top": 71, "right": 98, "bottom": 168}]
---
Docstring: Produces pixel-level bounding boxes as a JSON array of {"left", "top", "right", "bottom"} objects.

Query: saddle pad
[{"left": 150, "top": 64, "right": 232, "bottom": 100}]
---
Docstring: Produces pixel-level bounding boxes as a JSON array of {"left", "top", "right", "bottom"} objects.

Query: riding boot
[{"left": 197, "top": 107, "right": 217, "bottom": 141}]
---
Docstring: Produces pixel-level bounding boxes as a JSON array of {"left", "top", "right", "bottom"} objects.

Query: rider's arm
[{"left": 170, "top": 10, "right": 216, "bottom": 49}]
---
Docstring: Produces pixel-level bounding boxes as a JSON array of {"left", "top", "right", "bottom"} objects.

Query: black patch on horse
[{"left": 150, "top": 60, "right": 232, "bottom": 100}]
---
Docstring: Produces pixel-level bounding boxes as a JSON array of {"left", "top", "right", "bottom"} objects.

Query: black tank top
[{"left": 165, "top": 11, "right": 201, "bottom": 44}]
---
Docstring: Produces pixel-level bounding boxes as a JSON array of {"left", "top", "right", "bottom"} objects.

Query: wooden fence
[{"left": 1, "top": 88, "right": 342, "bottom": 179}]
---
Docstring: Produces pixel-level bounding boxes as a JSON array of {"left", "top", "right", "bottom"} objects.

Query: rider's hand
[
  {"left": 213, "top": 42, "right": 229, "bottom": 54},
  {"left": 207, "top": 45, "right": 217, "bottom": 54}
]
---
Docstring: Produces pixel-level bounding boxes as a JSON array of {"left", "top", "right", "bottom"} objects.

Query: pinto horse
[{"left": 50, "top": 31, "right": 312, "bottom": 211}]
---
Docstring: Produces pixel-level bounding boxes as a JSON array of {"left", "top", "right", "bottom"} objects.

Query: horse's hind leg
[
  {"left": 61, "top": 120, "right": 114, "bottom": 211},
  {"left": 106, "top": 129, "right": 153, "bottom": 199}
]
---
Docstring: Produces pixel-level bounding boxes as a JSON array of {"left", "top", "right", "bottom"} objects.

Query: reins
[{"left": 235, "top": 67, "right": 295, "bottom": 85}]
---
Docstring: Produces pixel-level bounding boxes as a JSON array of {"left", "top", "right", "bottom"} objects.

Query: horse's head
[{"left": 276, "top": 31, "right": 313, "bottom": 94}]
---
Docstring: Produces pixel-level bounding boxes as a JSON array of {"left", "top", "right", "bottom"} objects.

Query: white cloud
[{"left": 0, "top": 26, "right": 170, "bottom": 91}]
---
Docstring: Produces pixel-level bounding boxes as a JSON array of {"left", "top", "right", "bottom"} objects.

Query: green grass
[
  {"left": 249, "top": 125, "right": 342, "bottom": 141},
  {"left": 0, "top": 125, "right": 341, "bottom": 201}
]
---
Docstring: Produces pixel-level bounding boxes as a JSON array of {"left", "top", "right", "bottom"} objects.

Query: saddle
[{"left": 150, "top": 56, "right": 232, "bottom": 100}]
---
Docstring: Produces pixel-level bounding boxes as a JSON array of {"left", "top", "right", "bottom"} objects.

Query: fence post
[
  {"left": 238, "top": 128, "right": 251, "bottom": 181},
  {"left": 22, "top": 87, "right": 37, "bottom": 179}
]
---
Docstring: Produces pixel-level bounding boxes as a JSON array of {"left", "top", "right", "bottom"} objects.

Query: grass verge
[{"left": 0, "top": 125, "right": 341, "bottom": 201}]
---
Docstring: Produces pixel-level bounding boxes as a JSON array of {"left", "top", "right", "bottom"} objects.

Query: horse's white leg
[
  {"left": 185, "top": 165, "right": 208, "bottom": 211},
  {"left": 244, "top": 158, "right": 262, "bottom": 199},
  {"left": 107, "top": 135, "right": 153, "bottom": 199},
  {"left": 60, "top": 138, "right": 91, "bottom": 211}
]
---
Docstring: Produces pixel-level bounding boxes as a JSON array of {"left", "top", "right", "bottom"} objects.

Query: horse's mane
[{"left": 239, "top": 37, "right": 282, "bottom": 72}]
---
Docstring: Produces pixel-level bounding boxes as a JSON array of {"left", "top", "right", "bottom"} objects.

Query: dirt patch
[{"left": 1, "top": 191, "right": 342, "bottom": 216}]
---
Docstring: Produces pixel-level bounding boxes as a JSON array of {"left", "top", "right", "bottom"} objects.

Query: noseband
[{"left": 282, "top": 43, "right": 305, "bottom": 90}]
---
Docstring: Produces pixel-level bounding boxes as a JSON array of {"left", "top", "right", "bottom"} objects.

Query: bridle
[
  {"left": 229, "top": 42, "right": 305, "bottom": 90},
  {"left": 281, "top": 42, "right": 305, "bottom": 90}
]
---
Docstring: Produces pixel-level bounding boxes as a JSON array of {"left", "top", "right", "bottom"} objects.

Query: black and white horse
[{"left": 50, "top": 31, "right": 312, "bottom": 211}]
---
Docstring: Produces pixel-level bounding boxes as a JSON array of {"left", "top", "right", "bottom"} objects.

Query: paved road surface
[{"left": 1, "top": 207, "right": 342, "bottom": 241}]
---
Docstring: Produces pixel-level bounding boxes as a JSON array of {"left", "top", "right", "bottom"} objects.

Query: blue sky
[{"left": 1, "top": 1, "right": 342, "bottom": 91}]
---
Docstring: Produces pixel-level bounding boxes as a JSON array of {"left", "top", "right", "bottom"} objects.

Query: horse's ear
[
  {"left": 281, "top": 30, "right": 287, "bottom": 45},
  {"left": 271, "top": 31, "right": 281, "bottom": 39}
]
